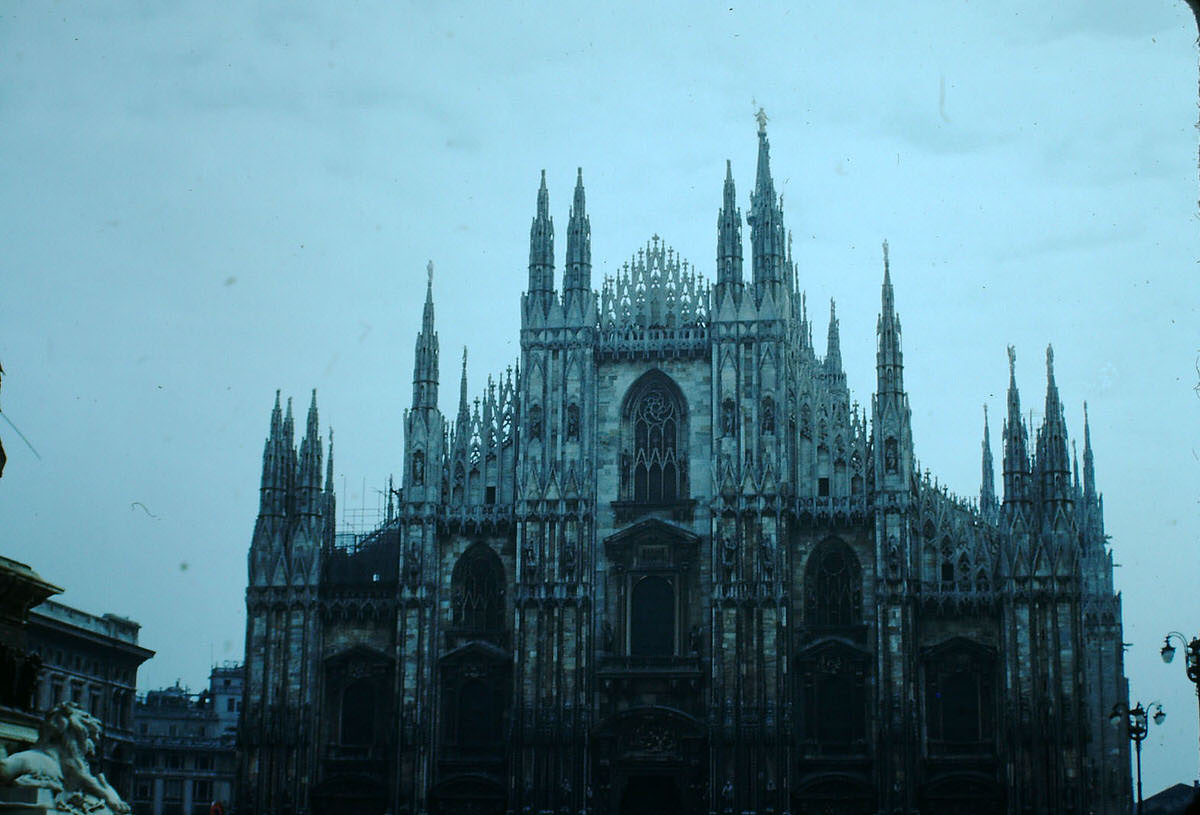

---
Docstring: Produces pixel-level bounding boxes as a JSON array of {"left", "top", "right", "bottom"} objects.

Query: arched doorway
[{"left": 619, "top": 775, "right": 684, "bottom": 815}]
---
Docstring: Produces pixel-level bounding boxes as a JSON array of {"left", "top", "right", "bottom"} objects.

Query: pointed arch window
[
  {"left": 804, "top": 539, "right": 862, "bottom": 627},
  {"left": 451, "top": 544, "right": 505, "bottom": 635},
  {"left": 621, "top": 373, "right": 687, "bottom": 504}
]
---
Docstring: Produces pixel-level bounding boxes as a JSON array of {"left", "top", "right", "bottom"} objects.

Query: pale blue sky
[{"left": 1, "top": 0, "right": 1197, "bottom": 793}]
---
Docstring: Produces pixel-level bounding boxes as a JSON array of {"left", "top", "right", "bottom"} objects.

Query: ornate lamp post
[
  {"left": 1111, "top": 700, "right": 1166, "bottom": 815},
  {"left": 1161, "top": 632, "right": 1200, "bottom": 780}
]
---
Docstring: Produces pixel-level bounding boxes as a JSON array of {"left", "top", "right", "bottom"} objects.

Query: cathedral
[{"left": 237, "top": 119, "right": 1131, "bottom": 815}]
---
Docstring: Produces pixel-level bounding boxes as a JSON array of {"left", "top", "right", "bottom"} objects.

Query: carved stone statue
[{"left": 0, "top": 702, "right": 130, "bottom": 814}]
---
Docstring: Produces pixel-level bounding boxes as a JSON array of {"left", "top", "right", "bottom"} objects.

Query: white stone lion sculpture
[{"left": 0, "top": 702, "right": 130, "bottom": 814}]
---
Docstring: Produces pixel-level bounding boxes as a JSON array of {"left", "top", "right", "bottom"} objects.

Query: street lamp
[
  {"left": 1161, "top": 631, "right": 1200, "bottom": 781},
  {"left": 1111, "top": 700, "right": 1166, "bottom": 815}
]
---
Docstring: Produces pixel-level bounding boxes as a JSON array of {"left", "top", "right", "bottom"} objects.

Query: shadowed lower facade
[{"left": 237, "top": 122, "right": 1131, "bottom": 815}]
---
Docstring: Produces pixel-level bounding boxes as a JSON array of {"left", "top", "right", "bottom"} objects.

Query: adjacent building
[
  {"left": 25, "top": 599, "right": 155, "bottom": 800},
  {"left": 238, "top": 121, "right": 1130, "bottom": 815},
  {"left": 132, "top": 664, "right": 242, "bottom": 815},
  {"left": 0, "top": 555, "right": 61, "bottom": 753}
]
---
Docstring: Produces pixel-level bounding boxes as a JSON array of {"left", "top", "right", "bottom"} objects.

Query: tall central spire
[
  {"left": 528, "top": 170, "right": 555, "bottom": 307},
  {"left": 564, "top": 168, "right": 591, "bottom": 300},
  {"left": 1035, "top": 345, "right": 1071, "bottom": 508},
  {"left": 876, "top": 241, "right": 903, "bottom": 396},
  {"left": 716, "top": 160, "right": 743, "bottom": 287},
  {"left": 747, "top": 108, "right": 786, "bottom": 288},
  {"left": 412, "top": 261, "right": 440, "bottom": 410}
]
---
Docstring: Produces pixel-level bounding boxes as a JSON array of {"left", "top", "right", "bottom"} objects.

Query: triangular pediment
[
  {"left": 921, "top": 635, "right": 996, "bottom": 661},
  {"left": 603, "top": 517, "right": 701, "bottom": 549},
  {"left": 440, "top": 639, "right": 509, "bottom": 665}
]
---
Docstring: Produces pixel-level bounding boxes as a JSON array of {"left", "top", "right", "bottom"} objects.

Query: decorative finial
[
  {"left": 1046, "top": 344, "right": 1055, "bottom": 378},
  {"left": 426, "top": 260, "right": 434, "bottom": 286},
  {"left": 1007, "top": 345, "right": 1016, "bottom": 375},
  {"left": 882, "top": 239, "right": 890, "bottom": 272},
  {"left": 755, "top": 107, "right": 768, "bottom": 134}
]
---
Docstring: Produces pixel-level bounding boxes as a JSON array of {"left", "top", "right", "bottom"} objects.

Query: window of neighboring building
[
  {"left": 165, "top": 753, "right": 182, "bottom": 769},
  {"left": 192, "top": 780, "right": 212, "bottom": 802},
  {"left": 164, "top": 779, "right": 182, "bottom": 801},
  {"left": 226, "top": 697, "right": 235, "bottom": 712},
  {"left": 134, "top": 782, "right": 152, "bottom": 801},
  {"left": 195, "top": 754, "right": 211, "bottom": 771},
  {"left": 630, "top": 576, "right": 675, "bottom": 657}
]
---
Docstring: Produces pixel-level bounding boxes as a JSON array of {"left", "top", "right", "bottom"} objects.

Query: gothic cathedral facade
[{"left": 238, "top": 122, "right": 1130, "bottom": 815}]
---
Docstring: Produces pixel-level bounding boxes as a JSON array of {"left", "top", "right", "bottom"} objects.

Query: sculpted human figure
[{"left": 0, "top": 702, "right": 130, "bottom": 814}]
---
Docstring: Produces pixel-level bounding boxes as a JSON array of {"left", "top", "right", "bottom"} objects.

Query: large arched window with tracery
[
  {"left": 451, "top": 544, "right": 505, "bottom": 634},
  {"left": 620, "top": 372, "right": 688, "bottom": 504},
  {"left": 804, "top": 539, "right": 863, "bottom": 627}
]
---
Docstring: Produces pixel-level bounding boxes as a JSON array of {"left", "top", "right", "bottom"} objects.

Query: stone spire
[
  {"left": 824, "top": 299, "right": 842, "bottom": 374},
  {"left": 1082, "top": 401, "right": 1097, "bottom": 503},
  {"left": 528, "top": 170, "right": 555, "bottom": 305},
  {"left": 563, "top": 168, "right": 591, "bottom": 300},
  {"left": 871, "top": 240, "right": 912, "bottom": 495},
  {"left": 325, "top": 428, "right": 334, "bottom": 494},
  {"left": 747, "top": 109, "right": 786, "bottom": 288},
  {"left": 876, "top": 241, "right": 903, "bottom": 396},
  {"left": 1035, "top": 345, "right": 1071, "bottom": 508},
  {"left": 296, "top": 390, "right": 324, "bottom": 518},
  {"left": 455, "top": 346, "right": 471, "bottom": 445},
  {"left": 716, "top": 159, "right": 743, "bottom": 287},
  {"left": 324, "top": 428, "right": 336, "bottom": 547},
  {"left": 412, "top": 262, "right": 439, "bottom": 411},
  {"left": 258, "top": 390, "right": 289, "bottom": 518},
  {"left": 980, "top": 404, "right": 997, "bottom": 516},
  {"left": 1002, "top": 346, "right": 1031, "bottom": 507}
]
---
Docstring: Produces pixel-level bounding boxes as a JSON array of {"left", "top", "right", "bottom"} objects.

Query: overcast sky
[{"left": 1, "top": 0, "right": 1197, "bottom": 793}]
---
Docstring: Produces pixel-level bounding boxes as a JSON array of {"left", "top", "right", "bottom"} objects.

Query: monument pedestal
[{"left": 0, "top": 787, "right": 58, "bottom": 815}]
